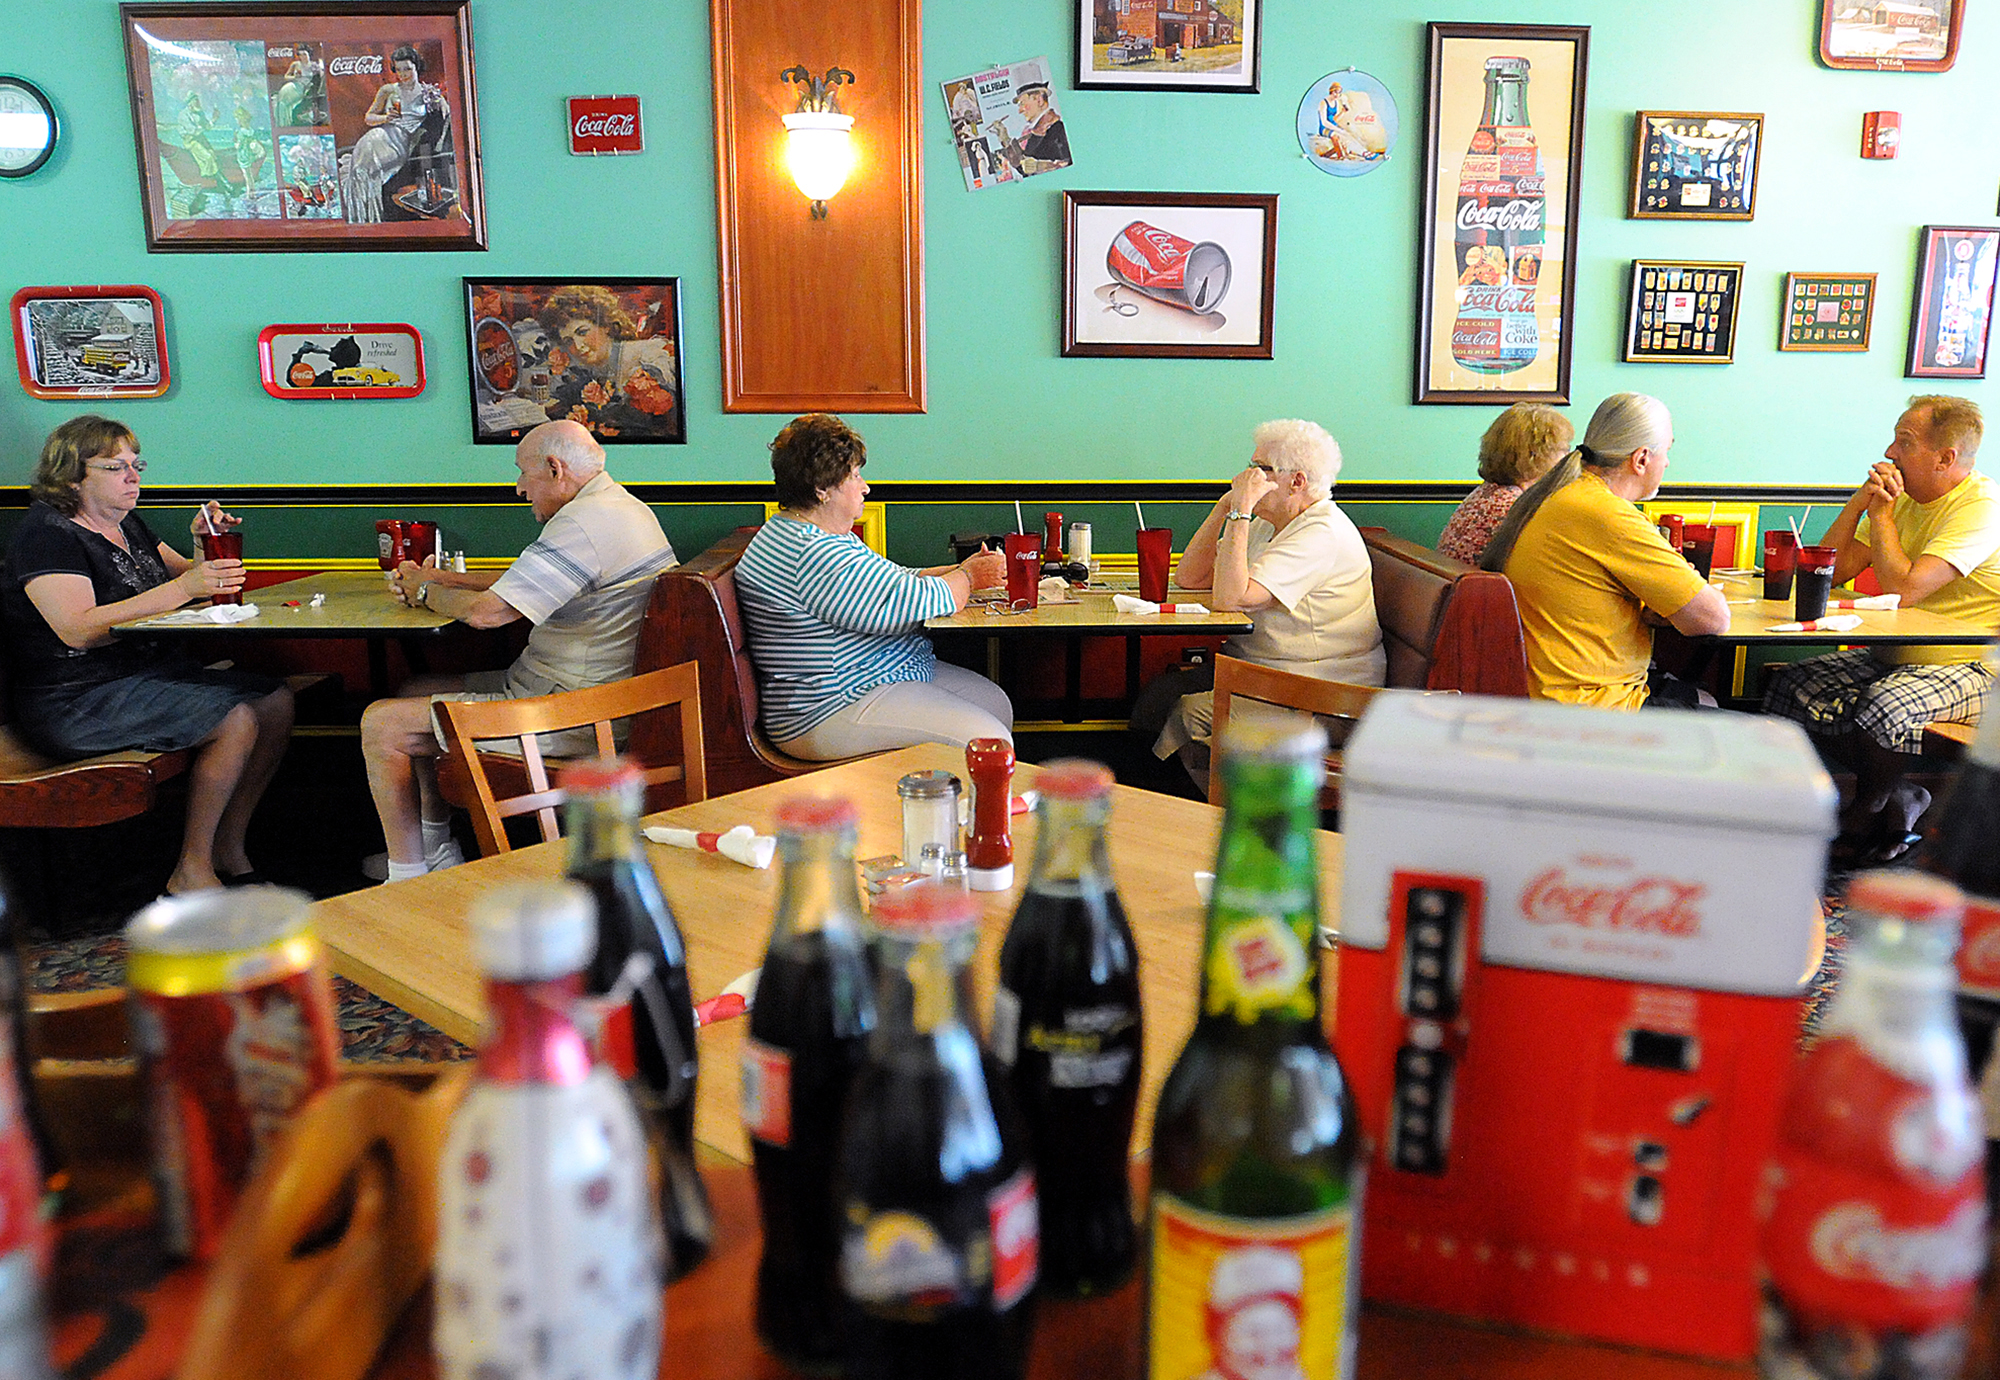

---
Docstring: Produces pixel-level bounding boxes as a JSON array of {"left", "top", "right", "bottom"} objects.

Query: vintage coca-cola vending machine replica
[{"left": 1334, "top": 695, "right": 1837, "bottom": 1360}]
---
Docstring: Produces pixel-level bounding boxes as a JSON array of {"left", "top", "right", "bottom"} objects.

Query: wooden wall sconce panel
[{"left": 712, "top": 0, "right": 925, "bottom": 414}]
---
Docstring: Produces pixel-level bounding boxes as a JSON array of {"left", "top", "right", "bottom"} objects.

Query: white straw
[
  {"left": 1134, "top": 501, "right": 1146, "bottom": 532},
  {"left": 1788, "top": 514, "right": 1802, "bottom": 543},
  {"left": 1798, "top": 504, "right": 1812, "bottom": 539},
  {"left": 1706, "top": 501, "right": 1716, "bottom": 526},
  {"left": 198, "top": 503, "right": 216, "bottom": 537},
  {"left": 1014, "top": 500, "right": 1025, "bottom": 535}
]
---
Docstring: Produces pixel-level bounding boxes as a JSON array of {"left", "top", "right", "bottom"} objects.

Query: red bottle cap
[
  {"left": 557, "top": 756, "right": 644, "bottom": 795},
  {"left": 871, "top": 881, "right": 978, "bottom": 935},
  {"left": 774, "top": 795, "right": 857, "bottom": 833},
  {"left": 1845, "top": 869, "right": 1964, "bottom": 924},
  {"left": 1034, "top": 759, "right": 1113, "bottom": 801}
]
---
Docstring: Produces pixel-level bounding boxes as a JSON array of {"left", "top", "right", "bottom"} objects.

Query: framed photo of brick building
[{"left": 1075, "top": 0, "right": 1260, "bottom": 93}]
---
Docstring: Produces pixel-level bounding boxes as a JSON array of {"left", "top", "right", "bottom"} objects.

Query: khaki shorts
[{"left": 428, "top": 670, "right": 603, "bottom": 759}]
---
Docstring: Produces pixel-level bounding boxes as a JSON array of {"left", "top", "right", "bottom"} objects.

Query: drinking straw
[
  {"left": 1134, "top": 501, "right": 1147, "bottom": 532},
  {"left": 1788, "top": 514, "right": 1802, "bottom": 543},
  {"left": 1706, "top": 501, "right": 1716, "bottom": 526},
  {"left": 1798, "top": 504, "right": 1812, "bottom": 540},
  {"left": 197, "top": 503, "right": 216, "bottom": 537},
  {"left": 1014, "top": 500, "right": 1025, "bottom": 535}
]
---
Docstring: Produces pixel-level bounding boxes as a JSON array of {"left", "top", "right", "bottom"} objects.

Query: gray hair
[
  {"left": 1251, "top": 418, "right": 1341, "bottom": 498},
  {"left": 1479, "top": 393, "right": 1672, "bottom": 572},
  {"left": 520, "top": 418, "right": 605, "bottom": 478}
]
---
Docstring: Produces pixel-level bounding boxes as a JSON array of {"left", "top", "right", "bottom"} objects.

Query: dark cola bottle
[
  {"left": 993, "top": 758, "right": 1142, "bottom": 1296},
  {"left": 559, "top": 757, "right": 712, "bottom": 1280},
  {"left": 838, "top": 883, "right": 1039, "bottom": 1380},
  {"left": 743, "top": 795, "right": 876, "bottom": 1372}
]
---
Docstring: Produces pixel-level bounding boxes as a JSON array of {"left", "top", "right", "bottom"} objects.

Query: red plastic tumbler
[
  {"left": 200, "top": 530, "right": 243, "bottom": 605},
  {"left": 1136, "top": 528, "right": 1173, "bottom": 604}
]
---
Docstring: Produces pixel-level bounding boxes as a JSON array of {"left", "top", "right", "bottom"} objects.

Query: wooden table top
[
  {"left": 1708, "top": 570, "right": 1995, "bottom": 645},
  {"left": 926, "top": 585, "right": 1252, "bottom": 634},
  {"left": 310, "top": 743, "right": 1343, "bottom": 1165},
  {"left": 111, "top": 571, "right": 455, "bottom": 638}
]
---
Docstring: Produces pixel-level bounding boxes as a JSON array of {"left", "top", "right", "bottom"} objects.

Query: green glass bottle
[{"left": 1147, "top": 714, "right": 1362, "bottom": 1380}]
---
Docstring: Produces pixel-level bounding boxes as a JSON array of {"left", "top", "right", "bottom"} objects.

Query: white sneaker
[{"left": 426, "top": 838, "right": 466, "bottom": 871}]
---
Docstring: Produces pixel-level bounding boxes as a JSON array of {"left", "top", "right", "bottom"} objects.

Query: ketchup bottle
[{"left": 966, "top": 738, "right": 1016, "bottom": 893}]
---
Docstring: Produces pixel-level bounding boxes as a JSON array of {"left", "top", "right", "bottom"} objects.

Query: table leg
[{"left": 1065, "top": 635, "right": 1083, "bottom": 724}]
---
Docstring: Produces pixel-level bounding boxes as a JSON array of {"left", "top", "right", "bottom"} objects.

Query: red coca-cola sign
[
  {"left": 567, "top": 95, "right": 644, "bottom": 155},
  {"left": 1518, "top": 866, "right": 1705, "bottom": 937}
]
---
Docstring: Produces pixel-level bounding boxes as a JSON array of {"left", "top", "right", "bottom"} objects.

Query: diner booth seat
[
  {"left": 1360, "top": 527, "right": 1530, "bottom": 697},
  {"left": 638, "top": 527, "right": 875, "bottom": 798}
]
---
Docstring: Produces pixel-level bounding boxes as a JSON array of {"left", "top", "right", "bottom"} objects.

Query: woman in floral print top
[{"left": 1436, "top": 403, "right": 1575, "bottom": 565}]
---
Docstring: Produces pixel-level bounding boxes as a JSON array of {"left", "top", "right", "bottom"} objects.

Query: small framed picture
[
  {"left": 258, "top": 322, "right": 425, "bottom": 398},
  {"left": 10, "top": 284, "right": 170, "bottom": 399},
  {"left": 1623, "top": 261, "right": 1744, "bottom": 365},
  {"left": 1820, "top": 0, "right": 1962, "bottom": 72},
  {"left": 1780, "top": 273, "right": 1877, "bottom": 352},
  {"left": 1061, "top": 190, "right": 1277, "bottom": 359},
  {"left": 1628, "top": 111, "right": 1762, "bottom": 221},
  {"left": 463, "top": 278, "right": 684, "bottom": 445},
  {"left": 119, "top": 1, "right": 486, "bottom": 252},
  {"left": 1906, "top": 225, "right": 1999, "bottom": 379},
  {"left": 1074, "top": 0, "right": 1260, "bottom": 94}
]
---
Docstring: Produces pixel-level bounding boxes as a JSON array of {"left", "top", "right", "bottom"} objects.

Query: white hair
[
  {"left": 1579, "top": 392, "right": 1671, "bottom": 465},
  {"left": 1251, "top": 418, "right": 1341, "bottom": 497},
  {"left": 522, "top": 419, "right": 606, "bottom": 478}
]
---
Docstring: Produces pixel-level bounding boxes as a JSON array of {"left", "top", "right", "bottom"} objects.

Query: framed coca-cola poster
[
  {"left": 1061, "top": 190, "right": 1279, "bottom": 360},
  {"left": 462, "top": 278, "right": 685, "bottom": 444},
  {"left": 1414, "top": 23, "right": 1588, "bottom": 405},
  {"left": 1905, "top": 225, "right": 1999, "bottom": 380},
  {"left": 119, "top": 1, "right": 486, "bottom": 252}
]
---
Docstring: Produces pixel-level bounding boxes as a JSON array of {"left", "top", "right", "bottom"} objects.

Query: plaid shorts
[{"left": 1762, "top": 648, "right": 1991, "bottom": 754}]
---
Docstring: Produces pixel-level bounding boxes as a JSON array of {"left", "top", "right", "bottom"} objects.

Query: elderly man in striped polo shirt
[{"left": 362, "top": 419, "right": 676, "bottom": 882}]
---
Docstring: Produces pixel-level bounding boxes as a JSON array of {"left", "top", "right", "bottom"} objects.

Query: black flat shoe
[{"left": 221, "top": 869, "right": 268, "bottom": 887}]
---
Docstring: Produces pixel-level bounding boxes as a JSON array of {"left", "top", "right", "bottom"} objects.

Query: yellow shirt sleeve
[{"left": 1594, "top": 499, "right": 1710, "bottom": 618}]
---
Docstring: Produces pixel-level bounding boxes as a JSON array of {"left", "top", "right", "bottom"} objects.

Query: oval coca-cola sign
[
  {"left": 473, "top": 318, "right": 519, "bottom": 394},
  {"left": 567, "top": 95, "right": 644, "bottom": 155}
]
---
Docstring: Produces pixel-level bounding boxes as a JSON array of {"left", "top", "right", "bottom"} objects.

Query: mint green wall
[{"left": 2, "top": 0, "right": 1994, "bottom": 493}]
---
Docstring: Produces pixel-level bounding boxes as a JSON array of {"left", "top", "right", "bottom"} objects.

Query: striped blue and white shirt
[{"left": 734, "top": 515, "right": 957, "bottom": 742}]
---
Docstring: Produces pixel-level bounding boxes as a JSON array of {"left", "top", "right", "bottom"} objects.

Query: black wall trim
[{"left": 0, "top": 480, "right": 1864, "bottom": 508}]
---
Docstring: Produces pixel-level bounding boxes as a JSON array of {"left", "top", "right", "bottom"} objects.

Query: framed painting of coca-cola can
[
  {"left": 462, "top": 277, "right": 685, "bottom": 444},
  {"left": 1905, "top": 225, "right": 1999, "bottom": 380},
  {"left": 1414, "top": 23, "right": 1589, "bottom": 405},
  {"left": 1061, "top": 190, "right": 1279, "bottom": 359},
  {"left": 119, "top": 0, "right": 486, "bottom": 252}
]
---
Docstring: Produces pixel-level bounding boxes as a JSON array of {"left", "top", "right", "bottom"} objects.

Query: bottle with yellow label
[{"left": 1148, "top": 714, "right": 1361, "bottom": 1380}]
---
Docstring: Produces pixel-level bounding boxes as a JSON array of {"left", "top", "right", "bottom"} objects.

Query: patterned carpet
[{"left": 26, "top": 933, "right": 470, "bottom": 1064}]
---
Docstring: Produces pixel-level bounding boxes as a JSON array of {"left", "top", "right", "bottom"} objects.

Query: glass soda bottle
[
  {"left": 1450, "top": 54, "right": 1544, "bottom": 376},
  {"left": 744, "top": 795, "right": 877, "bottom": 1372},
  {"left": 992, "top": 758, "right": 1143, "bottom": 1296},
  {"left": 435, "top": 881, "right": 662, "bottom": 1380},
  {"left": 1758, "top": 869, "right": 1988, "bottom": 1380},
  {"left": 837, "top": 883, "right": 1039, "bottom": 1380},
  {"left": 1148, "top": 714, "right": 1361, "bottom": 1380},
  {"left": 559, "top": 757, "right": 712, "bottom": 1280}
]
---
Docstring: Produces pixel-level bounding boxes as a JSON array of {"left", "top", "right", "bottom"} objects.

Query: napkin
[
  {"left": 1112, "top": 594, "right": 1211, "bottom": 615},
  {"left": 642, "top": 822, "right": 776, "bottom": 869},
  {"left": 1831, "top": 594, "right": 1901, "bottom": 611},
  {"left": 1767, "top": 614, "right": 1863, "bottom": 633},
  {"left": 1036, "top": 576, "right": 1074, "bottom": 603},
  {"left": 153, "top": 602, "right": 261, "bottom": 625},
  {"left": 693, "top": 968, "right": 761, "bottom": 1027}
]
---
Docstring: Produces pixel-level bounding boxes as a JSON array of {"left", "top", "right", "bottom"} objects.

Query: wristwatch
[
  {"left": 1224, "top": 510, "right": 1256, "bottom": 524},
  {"left": 415, "top": 582, "right": 433, "bottom": 608}
]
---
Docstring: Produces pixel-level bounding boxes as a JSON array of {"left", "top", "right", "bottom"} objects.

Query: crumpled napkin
[
  {"left": 1036, "top": 576, "right": 1074, "bottom": 603},
  {"left": 643, "top": 822, "right": 776, "bottom": 869},
  {"left": 1112, "top": 594, "right": 1210, "bottom": 615},
  {"left": 153, "top": 602, "right": 261, "bottom": 625},
  {"left": 1767, "top": 614, "right": 1863, "bottom": 633},
  {"left": 1830, "top": 594, "right": 1901, "bottom": 611}
]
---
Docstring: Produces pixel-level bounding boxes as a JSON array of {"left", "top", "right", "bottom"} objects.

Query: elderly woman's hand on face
[
  {"left": 960, "top": 546, "right": 1007, "bottom": 591},
  {"left": 1226, "top": 463, "right": 1278, "bottom": 517}
]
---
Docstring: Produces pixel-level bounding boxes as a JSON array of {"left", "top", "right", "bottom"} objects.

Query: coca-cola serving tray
[{"left": 118, "top": 2, "right": 487, "bottom": 252}]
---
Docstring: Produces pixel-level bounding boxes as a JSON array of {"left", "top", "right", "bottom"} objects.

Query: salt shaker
[
  {"left": 898, "top": 770, "right": 961, "bottom": 870},
  {"left": 965, "top": 737, "right": 1016, "bottom": 892}
]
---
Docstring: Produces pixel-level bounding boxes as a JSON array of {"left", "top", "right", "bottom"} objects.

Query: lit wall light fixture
[{"left": 780, "top": 65, "right": 855, "bottom": 219}]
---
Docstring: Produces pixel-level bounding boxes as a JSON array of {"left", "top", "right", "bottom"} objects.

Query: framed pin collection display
[{"left": 1624, "top": 260, "right": 1744, "bottom": 364}]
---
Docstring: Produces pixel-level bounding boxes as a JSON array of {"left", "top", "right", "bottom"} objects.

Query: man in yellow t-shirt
[
  {"left": 1488, "top": 394, "right": 1728, "bottom": 711},
  {"left": 1765, "top": 395, "right": 1998, "bottom": 859}
]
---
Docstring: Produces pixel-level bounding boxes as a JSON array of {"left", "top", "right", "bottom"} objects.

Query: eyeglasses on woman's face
[{"left": 88, "top": 459, "right": 147, "bottom": 477}]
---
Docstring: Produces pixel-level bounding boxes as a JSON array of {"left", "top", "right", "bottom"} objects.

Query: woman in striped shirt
[{"left": 735, "top": 414, "right": 1013, "bottom": 760}]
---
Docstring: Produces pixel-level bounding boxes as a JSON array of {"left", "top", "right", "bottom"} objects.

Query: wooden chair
[
  {"left": 433, "top": 663, "right": 706, "bottom": 857},
  {"left": 1206, "top": 655, "right": 1388, "bottom": 810}
]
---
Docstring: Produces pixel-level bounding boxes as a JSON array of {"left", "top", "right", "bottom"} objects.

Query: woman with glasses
[{"left": 1, "top": 416, "right": 294, "bottom": 894}]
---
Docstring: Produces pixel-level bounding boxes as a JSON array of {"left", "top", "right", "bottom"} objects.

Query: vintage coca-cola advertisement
[
  {"left": 567, "top": 95, "right": 643, "bottom": 155},
  {"left": 1062, "top": 189, "right": 1277, "bottom": 359},
  {"left": 1416, "top": 24, "right": 1587, "bottom": 404}
]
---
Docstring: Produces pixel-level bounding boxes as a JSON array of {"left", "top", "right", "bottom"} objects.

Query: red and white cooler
[{"left": 1333, "top": 693, "right": 1837, "bottom": 1360}]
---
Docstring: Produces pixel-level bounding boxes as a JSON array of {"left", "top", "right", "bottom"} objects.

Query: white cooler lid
[{"left": 1343, "top": 693, "right": 1836, "bottom": 836}]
